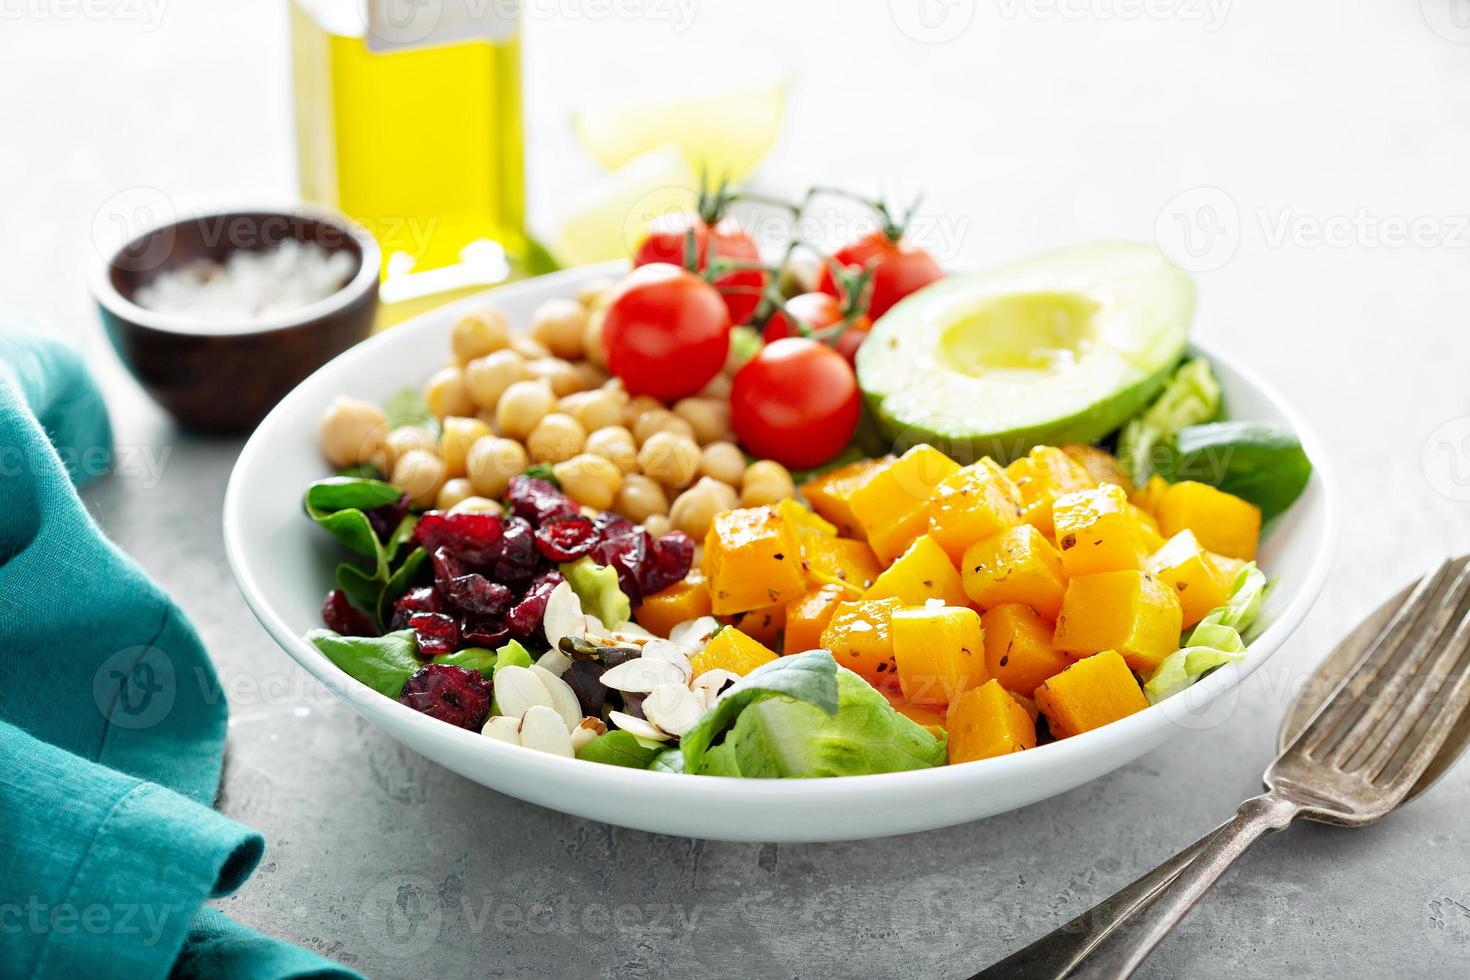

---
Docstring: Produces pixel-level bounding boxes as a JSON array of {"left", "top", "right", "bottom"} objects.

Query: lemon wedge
[
  {"left": 545, "top": 145, "right": 700, "bottom": 267},
  {"left": 571, "top": 83, "right": 787, "bottom": 184}
]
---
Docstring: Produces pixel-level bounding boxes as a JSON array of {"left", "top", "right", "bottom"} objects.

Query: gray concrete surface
[{"left": 9, "top": 3, "right": 1470, "bottom": 976}]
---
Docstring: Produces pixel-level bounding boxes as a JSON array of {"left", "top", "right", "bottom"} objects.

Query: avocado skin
[{"left": 864, "top": 354, "right": 1182, "bottom": 465}]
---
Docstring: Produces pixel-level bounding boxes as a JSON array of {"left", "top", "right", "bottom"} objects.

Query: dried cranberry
[
  {"left": 505, "top": 570, "right": 565, "bottom": 638},
  {"left": 430, "top": 546, "right": 466, "bottom": 587},
  {"left": 398, "top": 664, "right": 491, "bottom": 730},
  {"left": 506, "top": 475, "right": 580, "bottom": 526},
  {"left": 395, "top": 586, "right": 442, "bottom": 616},
  {"left": 409, "top": 612, "right": 460, "bottom": 657},
  {"left": 492, "top": 517, "right": 539, "bottom": 587},
  {"left": 460, "top": 618, "right": 510, "bottom": 649},
  {"left": 534, "top": 515, "right": 598, "bottom": 562},
  {"left": 322, "top": 589, "right": 376, "bottom": 637},
  {"left": 641, "top": 531, "right": 694, "bottom": 596},
  {"left": 592, "top": 511, "right": 635, "bottom": 542},
  {"left": 364, "top": 493, "right": 411, "bottom": 543},
  {"left": 414, "top": 510, "right": 504, "bottom": 564},
  {"left": 441, "top": 574, "right": 513, "bottom": 617},
  {"left": 564, "top": 660, "right": 607, "bottom": 716},
  {"left": 595, "top": 527, "right": 651, "bottom": 605}
]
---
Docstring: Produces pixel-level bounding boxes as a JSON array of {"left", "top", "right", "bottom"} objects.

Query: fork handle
[{"left": 1070, "top": 794, "right": 1300, "bottom": 979}]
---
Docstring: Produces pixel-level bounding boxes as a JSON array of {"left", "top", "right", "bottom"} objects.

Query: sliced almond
[
  {"left": 569, "top": 716, "right": 607, "bottom": 753},
  {"left": 530, "top": 664, "right": 586, "bottom": 731},
  {"left": 493, "top": 665, "right": 553, "bottom": 719},
  {"left": 691, "top": 668, "right": 741, "bottom": 700},
  {"left": 607, "top": 710, "right": 670, "bottom": 742},
  {"left": 535, "top": 648, "right": 573, "bottom": 678},
  {"left": 541, "top": 581, "right": 585, "bottom": 652},
  {"left": 642, "top": 683, "right": 703, "bottom": 738},
  {"left": 518, "top": 705, "right": 575, "bottom": 757},
  {"left": 640, "top": 639, "right": 693, "bottom": 680},
  {"left": 668, "top": 616, "right": 720, "bottom": 653},
  {"left": 481, "top": 715, "right": 522, "bottom": 744},
  {"left": 599, "top": 657, "right": 690, "bottom": 693}
]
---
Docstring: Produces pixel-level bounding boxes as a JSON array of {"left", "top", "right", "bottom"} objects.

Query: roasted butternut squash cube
[
  {"left": 736, "top": 603, "right": 787, "bottom": 648},
  {"left": 820, "top": 597, "right": 902, "bottom": 685},
  {"left": 1146, "top": 530, "right": 1233, "bottom": 628},
  {"left": 864, "top": 534, "right": 968, "bottom": 608},
  {"left": 778, "top": 497, "right": 837, "bottom": 539},
  {"left": 1130, "top": 474, "right": 1170, "bottom": 517},
  {"left": 800, "top": 456, "right": 891, "bottom": 537},
  {"left": 1061, "top": 444, "right": 1134, "bottom": 495},
  {"left": 1131, "top": 503, "right": 1167, "bottom": 553},
  {"left": 1004, "top": 446, "right": 1096, "bottom": 539},
  {"left": 1053, "top": 484, "right": 1151, "bottom": 578},
  {"left": 961, "top": 524, "right": 1067, "bottom": 619},
  {"left": 634, "top": 571, "right": 711, "bottom": 638},
  {"left": 1010, "top": 690, "right": 1040, "bottom": 724},
  {"left": 947, "top": 679, "right": 1037, "bottom": 763},
  {"left": 702, "top": 506, "right": 808, "bottom": 615},
  {"left": 785, "top": 584, "right": 847, "bottom": 655},
  {"left": 1054, "top": 570, "right": 1184, "bottom": 674},
  {"left": 981, "top": 603, "right": 1071, "bottom": 697},
  {"left": 891, "top": 604, "right": 989, "bottom": 705},
  {"left": 690, "top": 626, "right": 777, "bottom": 678},
  {"left": 1209, "top": 551, "right": 1248, "bottom": 582},
  {"left": 848, "top": 446, "right": 961, "bottom": 562},
  {"left": 1156, "top": 481, "right": 1262, "bottom": 561},
  {"left": 1035, "top": 650, "right": 1149, "bottom": 738},
  {"left": 803, "top": 536, "right": 883, "bottom": 596},
  {"left": 927, "top": 458, "right": 1024, "bottom": 564},
  {"left": 885, "top": 693, "right": 948, "bottom": 731}
]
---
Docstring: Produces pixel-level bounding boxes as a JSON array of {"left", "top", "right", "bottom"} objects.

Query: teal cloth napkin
[{"left": 0, "top": 313, "right": 358, "bottom": 979}]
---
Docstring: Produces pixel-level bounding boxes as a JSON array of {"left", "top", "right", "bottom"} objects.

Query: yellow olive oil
[{"left": 289, "top": 1, "right": 538, "bottom": 275}]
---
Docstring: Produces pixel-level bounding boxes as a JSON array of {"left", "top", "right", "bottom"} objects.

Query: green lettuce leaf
[
  {"left": 576, "top": 730, "right": 668, "bottom": 769},
  {"left": 307, "top": 628, "right": 419, "bottom": 697},
  {"left": 383, "top": 387, "right": 438, "bottom": 432},
  {"left": 560, "top": 557, "right": 631, "bottom": 628},
  {"left": 1144, "top": 563, "right": 1269, "bottom": 703},
  {"left": 1116, "top": 357, "right": 1221, "bottom": 487},
  {"left": 680, "top": 651, "right": 839, "bottom": 767}
]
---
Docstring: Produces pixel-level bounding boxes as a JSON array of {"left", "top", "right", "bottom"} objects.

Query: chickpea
[
  {"left": 436, "top": 477, "right": 476, "bottom": 511},
  {"left": 673, "top": 397, "right": 731, "bottom": 445},
  {"left": 526, "top": 413, "right": 587, "bottom": 464},
  {"left": 669, "top": 477, "right": 739, "bottom": 539},
  {"left": 510, "top": 335, "right": 551, "bottom": 360},
  {"left": 448, "top": 495, "right": 504, "bottom": 517},
  {"left": 741, "top": 459, "right": 796, "bottom": 507},
  {"left": 583, "top": 425, "right": 639, "bottom": 474},
  {"left": 581, "top": 309, "right": 607, "bottom": 368},
  {"left": 697, "top": 373, "right": 732, "bottom": 400},
  {"left": 376, "top": 424, "right": 437, "bottom": 475},
  {"left": 495, "top": 379, "right": 555, "bottom": 440},
  {"left": 576, "top": 277, "right": 616, "bottom": 309},
  {"left": 558, "top": 389, "right": 625, "bottom": 433},
  {"left": 553, "top": 453, "right": 623, "bottom": 511},
  {"left": 632, "top": 408, "right": 695, "bottom": 446},
  {"left": 572, "top": 361, "right": 609, "bottom": 391},
  {"left": 464, "top": 349, "right": 526, "bottom": 410},
  {"left": 439, "top": 416, "right": 491, "bottom": 478},
  {"left": 466, "top": 436, "right": 528, "bottom": 498},
  {"left": 451, "top": 307, "right": 510, "bottom": 364},
  {"left": 319, "top": 396, "right": 389, "bottom": 467},
  {"left": 525, "top": 357, "right": 585, "bottom": 398},
  {"left": 393, "top": 449, "right": 447, "bottom": 509},
  {"left": 529, "top": 298, "right": 588, "bottom": 360},
  {"left": 643, "top": 514, "right": 672, "bottom": 539},
  {"left": 615, "top": 474, "right": 670, "bottom": 523},
  {"left": 699, "top": 441, "right": 747, "bottom": 486},
  {"left": 423, "top": 366, "right": 474, "bottom": 419},
  {"left": 637, "top": 431, "right": 701, "bottom": 490},
  {"left": 624, "top": 395, "right": 663, "bottom": 428}
]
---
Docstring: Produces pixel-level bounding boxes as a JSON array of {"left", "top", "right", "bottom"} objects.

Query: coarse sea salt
[{"left": 134, "top": 240, "right": 356, "bottom": 323}]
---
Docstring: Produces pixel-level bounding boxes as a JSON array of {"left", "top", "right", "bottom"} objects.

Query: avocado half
[{"left": 856, "top": 242, "right": 1194, "bottom": 464}]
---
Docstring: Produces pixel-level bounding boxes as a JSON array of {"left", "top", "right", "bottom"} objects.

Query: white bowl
[{"left": 223, "top": 262, "right": 1336, "bottom": 842}]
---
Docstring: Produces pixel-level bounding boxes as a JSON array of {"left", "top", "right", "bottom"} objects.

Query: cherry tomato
[
  {"left": 764, "top": 292, "right": 872, "bottom": 365},
  {"left": 602, "top": 264, "right": 730, "bottom": 401},
  {"left": 818, "top": 229, "right": 943, "bottom": 320},
  {"left": 730, "top": 338, "right": 861, "bottom": 470},
  {"left": 634, "top": 213, "right": 766, "bottom": 326}
]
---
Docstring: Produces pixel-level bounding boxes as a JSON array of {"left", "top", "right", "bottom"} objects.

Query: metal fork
[{"left": 1057, "top": 557, "right": 1470, "bottom": 977}]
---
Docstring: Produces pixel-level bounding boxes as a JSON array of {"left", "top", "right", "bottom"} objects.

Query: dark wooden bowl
[{"left": 93, "top": 208, "right": 380, "bottom": 434}]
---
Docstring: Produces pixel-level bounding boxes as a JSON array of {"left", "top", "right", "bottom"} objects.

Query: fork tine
[
  {"left": 1363, "top": 609, "right": 1470, "bottom": 793},
  {"left": 1323, "top": 563, "right": 1470, "bottom": 767},
  {"left": 1294, "top": 557, "right": 1455, "bottom": 757}
]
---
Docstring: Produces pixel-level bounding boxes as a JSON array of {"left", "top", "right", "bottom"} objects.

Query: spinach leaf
[
  {"left": 434, "top": 647, "right": 498, "bottom": 677},
  {"left": 376, "top": 547, "right": 430, "bottom": 628},
  {"left": 307, "top": 629, "right": 419, "bottom": 697},
  {"left": 576, "top": 730, "right": 667, "bottom": 769},
  {"left": 680, "top": 650, "right": 839, "bottom": 768},
  {"left": 336, "top": 562, "right": 386, "bottom": 614},
  {"left": 1156, "top": 421, "right": 1312, "bottom": 521},
  {"left": 304, "top": 477, "right": 402, "bottom": 563}
]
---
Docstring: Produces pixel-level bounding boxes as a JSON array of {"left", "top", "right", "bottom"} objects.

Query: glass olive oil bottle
[{"left": 289, "top": 0, "right": 544, "bottom": 276}]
